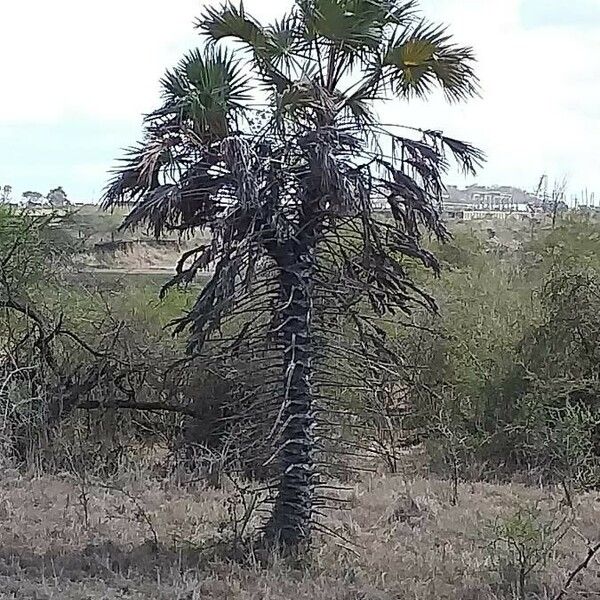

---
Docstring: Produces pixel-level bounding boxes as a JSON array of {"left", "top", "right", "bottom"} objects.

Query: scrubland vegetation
[
  {"left": 2, "top": 0, "right": 599, "bottom": 597},
  {"left": 1, "top": 207, "right": 600, "bottom": 598}
]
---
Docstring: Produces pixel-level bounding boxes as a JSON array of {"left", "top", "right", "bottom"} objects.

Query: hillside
[{"left": 52, "top": 205, "right": 209, "bottom": 275}]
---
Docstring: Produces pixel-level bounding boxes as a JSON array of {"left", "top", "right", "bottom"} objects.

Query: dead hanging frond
[{"left": 424, "top": 130, "right": 485, "bottom": 176}]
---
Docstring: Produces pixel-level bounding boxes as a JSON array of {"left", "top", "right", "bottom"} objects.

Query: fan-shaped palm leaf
[
  {"left": 381, "top": 20, "right": 478, "bottom": 101},
  {"left": 299, "top": 0, "right": 413, "bottom": 49},
  {"left": 157, "top": 47, "right": 251, "bottom": 140},
  {"left": 196, "top": 2, "right": 292, "bottom": 91},
  {"left": 197, "top": 2, "right": 267, "bottom": 49},
  {"left": 265, "top": 14, "right": 306, "bottom": 72}
]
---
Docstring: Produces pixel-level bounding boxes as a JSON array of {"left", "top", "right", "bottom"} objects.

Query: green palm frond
[
  {"left": 385, "top": 0, "right": 419, "bottom": 24},
  {"left": 382, "top": 20, "right": 479, "bottom": 101},
  {"left": 345, "top": 95, "right": 376, "bottom": 124},
  {"left": 292, "top": 0, "right": 421, "bottom": 93},
  {"left": 196, "top": 2, "right": 268, "bottom": 49},
  {"left": 265, "top": 14, "right": 307, "bottom": 72},
  {"left": 334, "top": 89, "right": 378, "bottom": 125},
  {"left": 197, "top": 1, "right": 296, "bottom": 64},
  {"left": 298, "top": 0, "right": 416, "bottom": 48},
  {"left": 196, "top": 2, "right": 292, "bottom": 91},
  {"left": 299, "top": 0, "right": 388, "bottom": 49},
  {"left": 157, "top": 47, "right": 251, "bottom": 140}
]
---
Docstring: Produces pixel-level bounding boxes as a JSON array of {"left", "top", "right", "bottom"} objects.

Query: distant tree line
[{"left": 0, "top": 185, "right": 70, "bottom": 207}]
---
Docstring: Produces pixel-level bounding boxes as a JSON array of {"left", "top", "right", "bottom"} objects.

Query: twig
[
  {"left": 76, "top": 399, "right": 198, "bottom": 417},
  {"left": 554, "top": 541, "right": 600, "bottom": 600},
  {"left": 97, "top": 482, "right": 159, "bottom": 549}
]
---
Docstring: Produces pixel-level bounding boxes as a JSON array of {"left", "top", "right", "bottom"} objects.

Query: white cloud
[
  {"left": 0, "top": 0, "right": 598, "bottom": 198},
  {"left": 0, "top": 0, "right": 202, "bottom": 122},
  {"left": 395, "top": 0, "right": 600, "bottom": 195}
]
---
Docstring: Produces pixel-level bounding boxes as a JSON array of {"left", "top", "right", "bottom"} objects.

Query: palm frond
[
  {"left": 120, "top": 184, "right": 182, "bottom": 236},
  {"left": 427, "top": 132, "right": 485, "bottom": 175},
  {"left": 101, "top": 137, "right": 177, "bottom": 209},
  {"left": 277, "top": 82, "right": 320, "bottom": 116},
  {"left": 343, "top": 94, "right": 377, "bottom": 125},
  {"left": 299, "top": 0, "right": 388, "bottom": 50},
  {"left": 196, "top": 2, "right": 292, "bottom": 91},
  {"left": 157, "top": 47, "right": 251, "bottom": 140},
  {"left": 102, "top": 155, "right": 146, "bottom": 208},
  {"left": 265, "top": 14, "right": 307, "bottom": 72},
  {"left": 385, "top": 0, "right": 419, "bottom": 24},
  {"left": 382, "top": 20, "right": 479, "bottom": 101},
  {"left": 196, "top": 2, "right": 267, "bottom": 49}
]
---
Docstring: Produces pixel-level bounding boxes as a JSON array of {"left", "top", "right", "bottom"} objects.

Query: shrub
[
  {"left": 404, "top": 218, "right": 600, "bottom": 488},
  {"left": 487, "top": 504, "right": 570, "bottom": 599}
]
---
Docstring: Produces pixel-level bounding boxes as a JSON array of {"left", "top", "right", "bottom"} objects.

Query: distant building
[
  {"left": 442, "top": 185, "right": 538, "bottom": 220},
  {"left": 371, "top": 197, "right": 388, "bottom": 212},
  {"left": 576, "top": 205, "right": 600, "bottom": 215},
  {"left": 329, "top": 184, "right": 542, "bottom": 219}
]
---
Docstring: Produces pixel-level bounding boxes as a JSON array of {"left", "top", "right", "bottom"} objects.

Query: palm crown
[
  {"left": 106, "top": 0, "right": 481, "bottom": 222},
  {"left": 104, "top": 0, "right": 483, "bottom": 549}
]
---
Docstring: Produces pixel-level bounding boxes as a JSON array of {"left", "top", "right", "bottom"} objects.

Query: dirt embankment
[{"left": 77, "top": 239, "right": 208, "bottom": 275}]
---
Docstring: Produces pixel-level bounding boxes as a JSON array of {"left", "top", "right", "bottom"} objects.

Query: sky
[{"left": 0, "top": 0, "right": 598, "bottom": 203}]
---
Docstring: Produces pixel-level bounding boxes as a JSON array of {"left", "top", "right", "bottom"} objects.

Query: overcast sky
[{"left": 0, "top": 0, "right": 598, "bottom": 203}]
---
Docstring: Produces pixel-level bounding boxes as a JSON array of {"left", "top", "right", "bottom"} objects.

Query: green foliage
[
  {"left": 488, "top": 504, "right": 570, "bottom": 598},
  {"left": 519, "top": 401, "right": 600, "bottom": 504},
  {"left": 523, "top": 217, "right": 600, "bottom": 273},
  {"left": 382, "top": 21, "right": 479, "bottom": 101},
  {"left": 0, "top": 207, "right": 77, "bottom": 291},
  {"left": 412, "top": 258, "right": 532, "bottom": 424},
  {"left": 429, "top": 228, "right": 485, "bottom": 270},
  {"left": 4, "top": 200, "right": 600, "bottom": 505},
  {"left": 405, "top": 216, "right": 600, "bottom": 491},
  {"left": 159, "top": 47, "right": 251, "bottom": 139},
  {"left": 0, "top": 209, "right": 201, "bottom": 472}
]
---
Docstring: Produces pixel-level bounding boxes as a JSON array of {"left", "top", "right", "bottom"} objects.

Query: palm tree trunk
[{"left": 267, "top": 236, "right": 316, "bottom": 549}]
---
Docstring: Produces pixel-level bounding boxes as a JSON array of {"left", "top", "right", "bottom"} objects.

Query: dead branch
[{"left": 554, "top": 540, "right": 600, "bottom": 600}]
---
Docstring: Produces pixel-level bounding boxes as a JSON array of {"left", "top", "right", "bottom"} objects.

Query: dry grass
[{"left": 0, "top": 471, "right": 599, "bottom": 599}]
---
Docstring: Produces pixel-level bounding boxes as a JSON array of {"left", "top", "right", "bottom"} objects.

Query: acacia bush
[
  {"left": 405, "top": 217, "right": 600, "bottom": 489},
  {"left": 0, "top": 209, "right": 232, "bottom": 474},
  {"left": 3, "top": 209, "right": 600, "bottom": 495}
]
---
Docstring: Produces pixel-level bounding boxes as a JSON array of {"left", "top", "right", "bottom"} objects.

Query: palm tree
[{"left": 104, "top": 0, "right": 483, "bottom": 550}]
